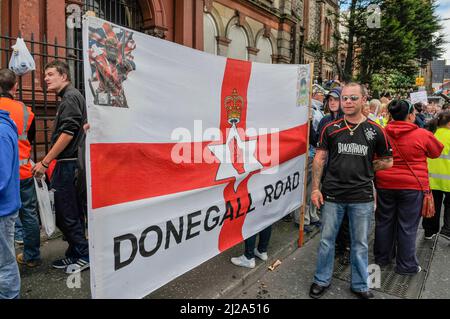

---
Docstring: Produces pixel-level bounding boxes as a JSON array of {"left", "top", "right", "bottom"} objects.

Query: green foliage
[
  {"left": 330, "top": 0, "right": 446, "bottom": 87},
  {"left": 371, "top": 70, "right": 416, "bottom": 97}
]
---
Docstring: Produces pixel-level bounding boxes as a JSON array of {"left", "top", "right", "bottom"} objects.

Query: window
[
  {"left": 203, "top": 13, "right": 218, "bottom": 55},
  {"left": 83, "top": 0, "right": 143, "bottom": 30},
  {"left": 67, "top": 0, "right": 144, "bottom": 49},
  {"left": 227, "top": 25, "right": 248, "bottom": 60},
  {"left": 255, "top": 37, "right": 272, "bottom": 64},
  {"left": 66, "top": 0, "right": 144, "bottom": 91}
]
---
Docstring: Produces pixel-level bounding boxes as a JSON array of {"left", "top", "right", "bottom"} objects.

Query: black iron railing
[{"left": 0, "top": 32, "right": 84, "bottom": 162}]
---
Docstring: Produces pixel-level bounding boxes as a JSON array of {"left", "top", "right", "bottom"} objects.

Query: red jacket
[{"left": 376, "top": 121, "right": 443, "bottom": 190}]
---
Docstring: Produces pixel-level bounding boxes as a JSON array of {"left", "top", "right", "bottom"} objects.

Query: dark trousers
[
  {"left": 244, "top": 225, "right": 272, "bottom": 259},
  {"left": 374, "top": 189, "right": 423, "bottom": 274},
  {"left": 422, "top": 190, "right": 450, "bottom": 236},
  {"left": 51, "top": 161, "right": 89, "bottom": 260}
]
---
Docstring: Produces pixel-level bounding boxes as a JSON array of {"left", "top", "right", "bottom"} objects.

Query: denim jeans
[
  {"left": 14, "top": 216, "right": 23, "bottom": 241},
  {"left": 19, "top": 177, "right": 41, "bottom": 261},
  {"left": 51, "top": 161, "right": 89, "bottom": 260},
  {"left": 244, "top": 225, "right": 272, "bottom": 259},
  {"left": 0, "top": 212, "right": 20, "bottom": 299},
  {"left": 314, "top": 201, "right": 373, "bottom": 292}
]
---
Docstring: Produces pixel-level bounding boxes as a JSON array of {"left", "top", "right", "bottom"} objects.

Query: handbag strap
[{"left": 389, "top": 135, "right": 428, "bottom": 192}]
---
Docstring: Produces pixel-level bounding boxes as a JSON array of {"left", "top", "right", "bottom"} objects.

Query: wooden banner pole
[{"left": 298, "top": 63, "right": 314, "bottom": 248}]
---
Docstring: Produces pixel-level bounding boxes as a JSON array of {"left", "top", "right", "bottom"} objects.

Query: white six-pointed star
[{"left": 208, "top": 125, "right": 263, "bottom": 192}]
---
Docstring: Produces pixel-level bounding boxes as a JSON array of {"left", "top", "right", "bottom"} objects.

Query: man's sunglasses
[{"left": 342, "top": 95, "right": 360, "bottom": 102}]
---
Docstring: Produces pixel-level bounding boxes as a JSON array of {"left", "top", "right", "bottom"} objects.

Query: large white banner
[{"left": 83, "top": 16, "right": 311, "bottom": 298}]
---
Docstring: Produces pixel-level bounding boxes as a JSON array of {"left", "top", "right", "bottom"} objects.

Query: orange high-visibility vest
[{"left": 0, "top": 97, "right": 34, "bottom": 180}]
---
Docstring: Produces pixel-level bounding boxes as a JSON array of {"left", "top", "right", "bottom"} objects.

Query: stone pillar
[
  {"left": 247, "top": 47, "right": 259, "bottom": 62},
  {"left": 46, "top": 0, "right": 66, "bottom": 57},
  {"left": 216, "top": 36, "right": 231, "bottom": 57},
  {"left": 174, "top": 0, "right": 204, "bottom": 50},
  {"left": 280, "top": 0, "right": 292, "bottom": 15},
  {"left": 276, "top": 25, "right": 292, "bottom": 64}
]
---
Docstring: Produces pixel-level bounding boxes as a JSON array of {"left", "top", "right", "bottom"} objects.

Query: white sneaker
[
  {"left": 254, "top": 248, "right": 268, "bottom": 261},
  {"left": 231, "top": 255, "right": 255, "bottom": 268},
  {"left": 65, "top": 258, "right": 90, "bottom": 274}
]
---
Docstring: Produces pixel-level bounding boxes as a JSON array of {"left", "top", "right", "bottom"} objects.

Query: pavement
[{"left": 15, "top": 212, "right": 450, "bottom": 299}]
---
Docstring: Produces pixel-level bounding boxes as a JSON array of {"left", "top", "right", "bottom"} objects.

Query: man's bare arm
[
  {"left": 312, "top": 149, "right": 328, "bottom": 191},
  {"left": 373, "top": 157, "right": 393, "bottom": 172}
]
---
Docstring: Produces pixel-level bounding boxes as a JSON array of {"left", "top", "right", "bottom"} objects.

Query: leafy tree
[{"left": 323, "top": 0, "right": 445, "bottom": 87}]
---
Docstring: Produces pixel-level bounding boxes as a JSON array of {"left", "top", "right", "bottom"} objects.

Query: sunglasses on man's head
[{"left": 342, "top": 95, "right": 360, "bottom": 102}]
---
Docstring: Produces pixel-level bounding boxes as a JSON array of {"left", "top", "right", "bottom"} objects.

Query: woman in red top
[{"left": 374, "top": 99, "right": 443, "bottom": 275}]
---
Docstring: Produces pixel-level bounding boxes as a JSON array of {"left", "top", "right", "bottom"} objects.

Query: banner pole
[{"left": 298, "top": 63, "right": 314, "bottom": 248}]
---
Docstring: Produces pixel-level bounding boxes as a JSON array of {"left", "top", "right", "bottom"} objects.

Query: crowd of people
[
  {"left": 230, "top": 80, "right": 450, "bottom": 299},
  {"left": 1, "top": 63, "right": 450, "bottom": 299},
  {"left": 0, "top": 61, "right": 88, "bottom": 299}
]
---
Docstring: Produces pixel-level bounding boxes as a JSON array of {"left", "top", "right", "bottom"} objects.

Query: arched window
[
  {"left": 255, "top": 37, "right": 273, "bottom": 64},
  {"left": 203, "top": 13, "right": 218, "bottom": 55},
  {"left": 227, "top": 25, "right": 248, "bottom": 60}
]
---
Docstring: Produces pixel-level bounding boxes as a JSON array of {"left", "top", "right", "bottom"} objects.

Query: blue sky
[{"left": 436, "top": 0, "right": 450, "bottom": 61}]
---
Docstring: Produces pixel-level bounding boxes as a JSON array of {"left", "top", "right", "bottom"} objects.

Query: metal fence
[
  {"left": 0, "top": 0, "right": 143, "bottom": 161},
  {"left": 0, "top": 33, "right": 84, "bottom": 162}
]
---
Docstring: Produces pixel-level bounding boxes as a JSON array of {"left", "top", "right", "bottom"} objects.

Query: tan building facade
[{"left": 302, "top": 0, "right": 339, "bottom": 82}]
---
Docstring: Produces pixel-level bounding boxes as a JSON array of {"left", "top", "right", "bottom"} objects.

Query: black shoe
[
  {"left": 350, "top": 289, "right": 374, "bottom": 299},
  {"left": 309, "top": 283, "right": 330, "bottom": 299},
  {"left": 439, "top": 230, "right": 450, "bottom": 241}
]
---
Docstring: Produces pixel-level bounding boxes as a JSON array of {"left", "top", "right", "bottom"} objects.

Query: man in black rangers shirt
[{"left": 309, "top": 82, "right": 393, "bottom": 299}]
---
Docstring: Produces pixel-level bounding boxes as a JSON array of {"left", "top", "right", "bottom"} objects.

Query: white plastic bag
[
  {"left": 34, "top": 176, "right": 56, "bottom": 237},
  {"left": 9, "top": 37, "right": 36, "bottom": 76}
]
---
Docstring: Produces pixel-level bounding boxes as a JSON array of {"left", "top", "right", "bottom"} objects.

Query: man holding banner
[{"left": 32, "top": 60, "right": 89, "bottom": 274}]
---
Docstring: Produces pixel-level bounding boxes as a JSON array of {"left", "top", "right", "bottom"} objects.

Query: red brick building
[{"left": 0, "top": 0, "right": 338, "bottom": 159}]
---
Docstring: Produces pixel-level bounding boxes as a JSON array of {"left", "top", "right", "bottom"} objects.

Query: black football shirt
[{"left": 317, "top": 118, "right": 392, "bottom": 202}]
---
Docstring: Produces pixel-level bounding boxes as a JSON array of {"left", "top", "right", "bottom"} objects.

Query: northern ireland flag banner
[{"left": 83, "top": 16, "right": 311, "bottom": 299}]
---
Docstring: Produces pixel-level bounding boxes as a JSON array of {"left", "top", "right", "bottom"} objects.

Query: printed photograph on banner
[
  {"left": 83, "top": 15, "right": 310, "bottom": 298},
  {"left": 297, "top": 64, "right": 310, "bottom": 108},
  {"left": 88, "top": 21, "right": 136, "bottom": 108}
]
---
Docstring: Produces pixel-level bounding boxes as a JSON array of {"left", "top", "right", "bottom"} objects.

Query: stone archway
[{"left": 138, "top": 0, "right": 168, "bottom": 38}]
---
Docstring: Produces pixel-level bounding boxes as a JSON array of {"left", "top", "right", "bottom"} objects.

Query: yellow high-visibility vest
[
  {"left": 375, "top": 117, "right": 388, "bottom": 127},
  {"left": 428, "top": 127, "right": 450, "bottom": 192}
]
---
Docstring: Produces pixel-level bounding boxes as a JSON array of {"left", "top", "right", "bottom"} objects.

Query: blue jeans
[
  {"left": 244, "top": 226, "right": 272, "bottom": 259},
  {"left": 14, "top": 216, "right": 23, "bottom": 241},
  {"left": 19, "top": 178, "right": 41, "bottom": 261},
  {"left": 314, "top": 201, "right": 373, "bottom": 292},
  {"left": 0, "top": 212, "right": 20, "bottom": 299}
]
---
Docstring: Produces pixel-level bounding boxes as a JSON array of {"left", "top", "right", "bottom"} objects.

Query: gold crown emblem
[{"left": 224, "top": 88, "right": 243, "bottom": 124}]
